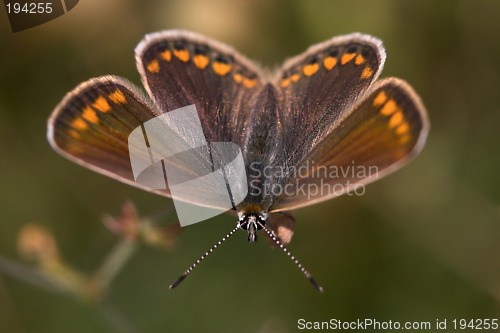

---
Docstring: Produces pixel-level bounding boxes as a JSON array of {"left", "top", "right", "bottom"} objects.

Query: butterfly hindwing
[
  {"left": 47, "top": 76, "right": 174, "bottom": 198},
  {"left": 270, "top": 78, "right": 429, "bottom": 211}
]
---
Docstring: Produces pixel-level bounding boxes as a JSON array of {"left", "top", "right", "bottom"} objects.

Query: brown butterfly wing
[
  {"left": 250, "top": 33, "right": 387, "bottom": 210},
  {"left": 47, "top": 76, "right": 175, "bottom": 198},
  {"left": 274, "top": 33, "right": 386, "bottom": 169},
  {"left": 136, "top": 30, "right": 265, "bottom": 147},
  {"left": 270, "top": 78, "right": 429, "bottom": 211}
]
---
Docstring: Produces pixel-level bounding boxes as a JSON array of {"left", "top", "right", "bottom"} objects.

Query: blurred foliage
[{"left": 1, "top": 0, "right": 500, "bottom": 332}]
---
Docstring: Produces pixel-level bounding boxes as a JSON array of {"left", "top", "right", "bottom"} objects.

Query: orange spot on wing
[
  {"left": 380, "top": 99, "right": 397, "bottom": 116},
  {"left": 280, "top": 78, "right": 291, "bottom": 88},
  {"left": 341, "top": 53, "right": 356, "bottom": 65},
  {"left": 373, "top": 91, "right": 387, "bottom": 107},
  {"left": 72, "top": 118, "right": 88, "bottom": 130},
  {"left": 233, "top": 73, "right": 243, "bottom": 83},
  {"left": 303, "top": 63, "right": 319, "bottom": 76},
  {"left": 193, "top": 54, "right": 209, "bottom": 69},
  {"left": 147, "top": 59, "right": 160, "bottom": 73},
  {"left": 69, "top": 130, "right": 80, "bottom": 139},
  {"left": 360, "top": 66, "right": 373, "bottom": 79},
  {"left": 290, "top": 73, "right": 300, "bottom": 82},
  {"left": 174, "top": 49, "right": 190, "bottom": 62},
  {"left": 389, "top": 110, "right": 404, "bottom": 128},
  {"left": 92, "top": 96, "right": 111, "bottom": 113},
  {"left": 399, "top": 135, "right": 411, "bottom": 144},
  {"left": 243, "top": 78, "right": 256, "bottom": 88},
  {"left": 108, "top": 89, "right": 126, "bottom": 104},
  {"left": 161, "top": 50, "right": 172, "bottom": 62},
  {"left": 396, "top": 122, "right": 410, "bottom": 135},
  {"left": 212, "top": 62, "right": 232, "bottom": 76},
  {"left": 82, "top": 106, "right": 98, "bottom": 124},
  {"left": 355, "top": 54, "right": 366, "bottom": 65},
  {"left": 323, "top": 56, "right": 337, "bottom": 70}
]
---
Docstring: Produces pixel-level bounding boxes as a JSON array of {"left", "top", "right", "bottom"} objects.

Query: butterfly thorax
[{"left": 237, "top": 210, "right": 268, "bottom": 242}]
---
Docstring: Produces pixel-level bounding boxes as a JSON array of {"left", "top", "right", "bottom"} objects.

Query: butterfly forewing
[
  {"left": 136, "top": 30, "right": 265, "bottom": 146},
  {"left": 270, "top": 78, "right": 429, "bottom": 211},
  {"left": 274, "top": 33, "right": 386, "bottom": 167}
]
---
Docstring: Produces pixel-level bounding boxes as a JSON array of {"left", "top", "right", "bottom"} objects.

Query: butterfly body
[{"left": 48, "top": 30, "right": 428, "bottom": 291}]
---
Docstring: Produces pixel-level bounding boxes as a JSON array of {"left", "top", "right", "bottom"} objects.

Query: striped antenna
[
  {"left": 169, "top": 225, "right": 240, "bottom": 289},
  {"left": 262, "top": 225, "right": 324, "bottom": 293}
]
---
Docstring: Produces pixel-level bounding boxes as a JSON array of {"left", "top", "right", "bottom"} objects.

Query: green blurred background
[{"left": 1, "top": 0, "right": 500, "bottom": 332}]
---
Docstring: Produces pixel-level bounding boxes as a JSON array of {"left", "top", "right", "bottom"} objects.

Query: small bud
[
  {"left": 103, "top": 201, "right": 140, "bottom": 241},
  {"left": 17, "top": 224, "right": 60, "bottom": 266}
]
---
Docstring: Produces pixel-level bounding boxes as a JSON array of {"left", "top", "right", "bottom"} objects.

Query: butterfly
[{"left": 47, "top": 30, "right": 429, "bottom": 292}]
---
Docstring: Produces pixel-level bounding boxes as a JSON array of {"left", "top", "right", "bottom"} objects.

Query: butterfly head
[{"left": 237, "top": 211, "right": 268, "bottom": 242}]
